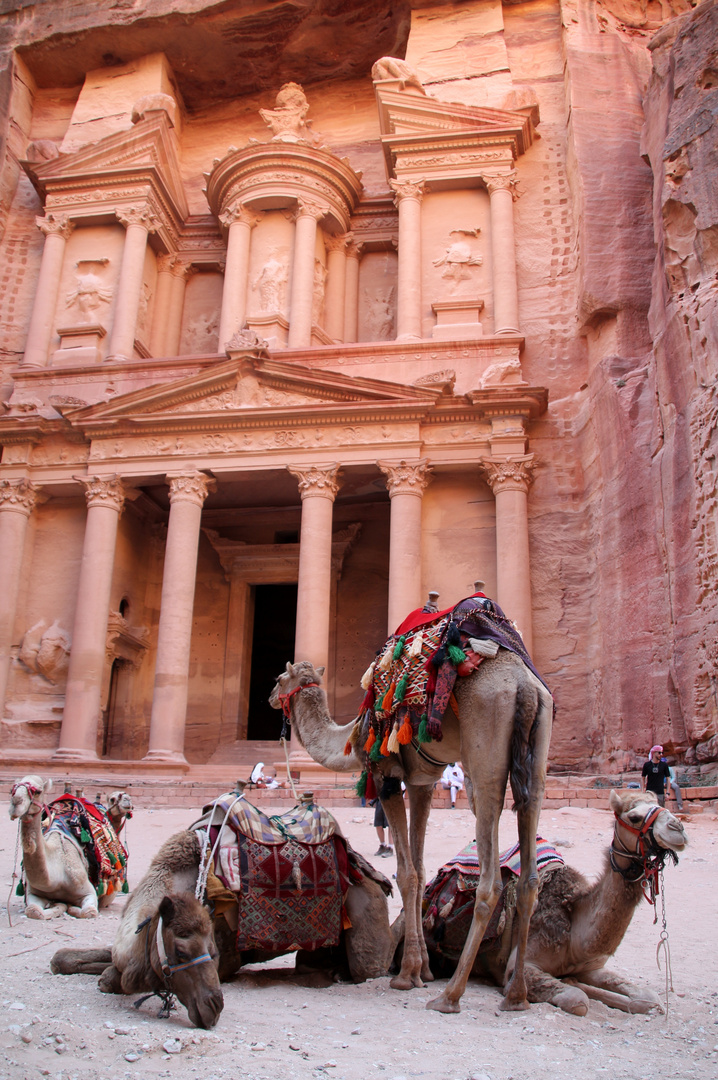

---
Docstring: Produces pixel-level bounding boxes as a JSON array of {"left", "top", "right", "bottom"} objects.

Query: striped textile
[
  {"left": 372, "top": 617, "right": 446, "bottom": 718},
  {"left": 196, "top": 794, "right": 339, "bottom": 846},
  {"left": 440, "top": 836, "right": 565, "bottom": 881}
]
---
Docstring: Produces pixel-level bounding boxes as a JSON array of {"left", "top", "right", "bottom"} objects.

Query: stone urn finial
[{"left": 259, "top": 83, "right": 320, "bottom": 144}]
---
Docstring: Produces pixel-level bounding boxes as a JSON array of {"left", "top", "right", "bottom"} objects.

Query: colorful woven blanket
[
  {"left": 45, "top": 796, "right": 128, "bottom": 899},
  {"left": 422, "top": 836, "right": 564, "bottom": 963}
]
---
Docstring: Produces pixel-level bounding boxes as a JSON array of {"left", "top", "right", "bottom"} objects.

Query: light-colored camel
[
  {"left": 418, "top": 789, "right": 688, "bottom": 1015},
  {"left": 9, "top": 775, "right": 132, "bottom": 920},
  {"left": 52, "top": 825, "right": 394, "bottom": 1027},
  {"left": 270, "top": 649, "right": 553, "bottom": 1013}
]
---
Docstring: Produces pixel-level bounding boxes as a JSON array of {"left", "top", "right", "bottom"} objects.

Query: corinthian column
[
  {"left": 55, "top": 476, "right": 125, "bottom": 761},
  {"left": 288, "top": 464, "right": 342, "bottom": 673},
  {"left": 0, "top": 479, "right": 41, "bottom": 717},
  {"left": 165, "top": 260, "right": 194, "bottom": 357},
  {"left": 480, "top": 455, "right": 536, "bottom": 654},
  {"left": 484, "top": 172, "right": 520, "bottom": 335},
  {"left": 218, "top": 202, "right": 262, "bottom": 349},
  {"left": 378, "top": 459, "right": 432, "bottom": 633},
  {"left": 288, "top": 201, "right": 328, "bottom": 348},
  {"left": 23, "top": 214, "right": 74, "bottom": 367},
  {"left": 324, "top": 233, "right": 351, "bottom": 342},
  {"left": 107, "top": 205, "right": 157, "bottom": 362},
  {"left": 149, "top": 253, "right": 176, "bottom": 357},
  {"left": 145, "top": 472, "right": 215, "bottom": 763},
  {"left": 344, "top": 240, "right": 362, "bottom": 343},
  {"left": 390, "top": 179, "right": 425, "bottom": 341}
]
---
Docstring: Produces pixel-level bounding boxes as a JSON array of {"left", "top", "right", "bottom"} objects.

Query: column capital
[
  {"left": 482, "top": 171, "right": 520, "bottom": 200},
  {"left": 390, "top": 178, "right": 426, "bottom": 205},
  {"left": 75, "top": 475, "right": 125, "bottom": 512},
  {"left": 167, "top": 470, "right": 216, "bottom": 507},
  {"left": 325, "top": 231, "right": 353, "bottom": 255},
  {"left": 288, "top": 463, "right": 342, "bottom": 500},
  {"left": 219, "top": 201, "right": 263, "bottom": 230},
  {"left": 170, "top": 259, "right": 196, "bottom": 281},
  {"left": 378, "top": 458, "right": 433, "bottom": 497},
  {"left": 480, "top": 454, "right": 536, "bottom": 494},
  {"left": 117, "top": 204, "right": 158, "bottom": 232},
  {"left": 36, "top": 212, "right": 74, "bottom": 240},
  {"left": 295, "top": 199, "right": 329, "bottom": 222},
  {"left": 156, "top": 253, "right": 177, "bottom": 274},
  {"left": 346, "top": 239, "right": 364, "bottom": 260},
  {"left": 0, "top": 478, "right": 41, "bottom": 516}
]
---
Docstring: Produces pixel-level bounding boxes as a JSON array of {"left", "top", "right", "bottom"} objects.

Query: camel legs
[
  {"left": 567, "top": 968, "right": 663, "bottom": 1014},
  {"left": 520, "top": 962, "right": 590, "bottom": 1015},
  {"left": 25, "top": 889, "right": 68, "bottom": 920}
]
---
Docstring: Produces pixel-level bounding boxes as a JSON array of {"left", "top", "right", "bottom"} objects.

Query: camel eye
[{"left": 628, "top": 811, "right": 642, "bottom": 823}]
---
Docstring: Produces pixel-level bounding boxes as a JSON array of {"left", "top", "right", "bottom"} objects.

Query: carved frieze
[{"left": 414, "top": 369, "right": 456, "bottom": 393}]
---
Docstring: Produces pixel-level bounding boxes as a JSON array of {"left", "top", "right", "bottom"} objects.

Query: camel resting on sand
[
  {"left": 9, "top": 775, "right": 133, "bottom": 919},
  {"left": 412, "top": 790, "right": 687, "bottom": 1015}
]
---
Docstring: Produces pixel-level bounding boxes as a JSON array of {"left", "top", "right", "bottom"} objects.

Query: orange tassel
[
  {"left": 380, "top": 730, "right": 390, "bottom": 756},
  {"left": 381, "top": 679, "right": 396, "bottom": 712},
  {"left": 344, "top": 739, "right": 352, "bottom": 756},
  {"left": 364, "top": 729, "right": 376, "bottom": 752},
  {"left": 397, "top": 714, "right": 413, "bottom": 745}
]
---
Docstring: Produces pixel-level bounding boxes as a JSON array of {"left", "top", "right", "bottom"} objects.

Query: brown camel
[
  {"left": 269, "top": 646, "right": 552, "bottom": 1013},
  {"left": 416, "top": 790, "right": 688, "bottom": 1014},
  {"left": 52, "top": 821, "right": 395, "bottom": 1027},
  {"left": 9, "top": 775, "right": 132, "bottom": 919}
]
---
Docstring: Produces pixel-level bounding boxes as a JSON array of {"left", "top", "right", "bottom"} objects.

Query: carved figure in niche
[
  {"left": 479, "top": 357, "right": 523, "bottom": 387},
  {"left": 184, "top": 311, "right": 219, "bottom": 354},
  {"left": 65, "top": 260, "right": 112, "bottom": 323},
  {"left": 253, "top": 254, "right": 288, "bottom": 313},
  {"left": 363, "top": 286, "right": 396, "bottom": 340},
  {"left": 371, "top": 57, "right": 425, "bottom": 94},
  {"left": 433, "top": 231, "right": 482, "bottom": 289},
  {"left": 136, "top": 282, "right": 152, "bottom": 334},
  {"left": 312, "top": 259, "right": 327, "bottom": 326},
  {"left": 19, "top": 620, "right": 71, "bottom": 686},
  {"left": 259, "top": 83, "right": 321, "bottom": 145}
]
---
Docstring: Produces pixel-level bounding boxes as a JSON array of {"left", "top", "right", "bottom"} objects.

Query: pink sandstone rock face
[{"left": 0, "top": 0, "right": 715, "bottom": 778}]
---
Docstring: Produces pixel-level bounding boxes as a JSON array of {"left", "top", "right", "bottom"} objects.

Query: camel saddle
[{"left": 44, "top": 795, "right": 128, "bottom": 899}]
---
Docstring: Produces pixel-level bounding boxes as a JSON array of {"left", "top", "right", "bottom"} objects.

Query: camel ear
[
  {"left": 315, "top": 665, "right": 325, "bottom": 679},
  {"left": 44, "top": 778, "right": 53, "bottom": 794},
  {"left": 108, "top": 793, "right": 118, "bottom": 809},
  {"left": 159, "top": 896, "right": 176, "bottom": 925},
  {"left": 608, "top": 790, "right": 623, "bottom": 814},
  {"left": 286, "top": 661, "right": 295, "bottom": 675}
]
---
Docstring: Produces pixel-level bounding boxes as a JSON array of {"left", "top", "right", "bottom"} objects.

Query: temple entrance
[
  {"left": 246, "top": 583, "right": 297, "bottom": 740},
  {"left": 101, "top": 658, "right": 130, "bottom": 757}
]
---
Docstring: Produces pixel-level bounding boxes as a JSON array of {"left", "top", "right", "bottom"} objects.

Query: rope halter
[
  {"left": 276, "top": 681, "right": 319, "bottom": 739},
  {"left": 133, "top": 912, "right": 214, "bottom": 1019},
  {"left": 9, "top": 781, "right": 45, "bottom": 815},
  {"left": 610, "top": 803, "right": 678, "bottom": 904}
]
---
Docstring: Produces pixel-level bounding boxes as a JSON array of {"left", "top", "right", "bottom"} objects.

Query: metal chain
[
  {"left": 655, "top": 868, "right": 674, "bottom": 1016},
  {"left": 6, "top": 821, "right": 22, "bottom": 927}
]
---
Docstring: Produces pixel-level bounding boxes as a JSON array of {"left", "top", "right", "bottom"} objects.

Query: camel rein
[
  {"left": 609, "top": 805, "right": 677, "bottom": 907},
  {"left": 133, "top": 914, "right": 213, "bottom": 1019},
  {"left": 276, "top": 683, "right": 319, "bottom": 801}
]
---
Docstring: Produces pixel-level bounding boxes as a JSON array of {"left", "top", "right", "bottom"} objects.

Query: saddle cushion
[{"left": 45, "top": 796, "right": 128, "bottom": 898}]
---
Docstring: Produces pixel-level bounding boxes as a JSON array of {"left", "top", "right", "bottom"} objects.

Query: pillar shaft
[
  {"left": 55, "top": 477, "right": 125, "bottom": 761},
  {"left": 481, "top": 456, "right": 536, "bottom": 655},
  {"left": 23, "top": 214, "right": 74, "bottom": 367},
  {"left": 324, "top": 234, "right": 349, "bottom": 342},
  {"left": 218, "top": 204, "right": 261, "bottom": 349},
  {"left": 108, "top": 206, "right": 156, "bottom": 362},
  {"left": 378, "top": 459, "right": 432, "bottom": 633},
  {"left": 288, "top": 202, "right": 326, "bottom": 348},
  {"left": 344, "top": 244, "right": 361, "bottom": 343},
  {"left": 165, "top": 261, "right": 192, "bottom": 357},
  {"left": 289, "top": 464, "right": 341, "bottom": 672},
  {"left": 145, "top": 472, "right": 214, "bottom": 762},
  {"left": 0, "top": 481, "right": 40, "bottom": 717},
  {"left": 486, "top": 173, "right": 520, "bottom": 335},
  {"left": 391, "top": 180, "right": 424, "bottom": 341},
  {"left": 148, "top": 254, "right": 176, "bottom": 356}
]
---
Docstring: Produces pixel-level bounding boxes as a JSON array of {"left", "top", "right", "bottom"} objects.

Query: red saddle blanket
[{"left": 45, "top": 796, "right": 128, "bottom": 899}]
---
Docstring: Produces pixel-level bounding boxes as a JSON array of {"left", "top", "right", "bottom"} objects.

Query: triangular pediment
[
  {"left": 23, "top": 114, "right": 188, "bottom": 221},
  {"left": 63, "top": 353, "right": 444, "bottom": 433}
]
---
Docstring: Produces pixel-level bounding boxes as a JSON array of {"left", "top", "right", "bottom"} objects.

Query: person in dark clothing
[{"left": 642, "top": 744, "right": 671, "bottom": 807}]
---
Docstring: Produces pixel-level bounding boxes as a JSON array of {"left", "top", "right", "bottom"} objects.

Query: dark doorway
[
  {"left": 101, "top": 658, "right": 128, "bottom": 757},
  {"left": 247, "top": 583, "right": 297, "bottom": 739}
]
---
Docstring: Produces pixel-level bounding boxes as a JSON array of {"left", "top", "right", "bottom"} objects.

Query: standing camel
[
  {"left": 9, "top": 775, "right": 131, "bottom": 919},
  {"left": 270, "top": 636, "right": 552, "bottom": 1013}
]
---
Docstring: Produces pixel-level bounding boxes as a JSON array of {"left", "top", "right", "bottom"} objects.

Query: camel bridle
[
  {"left": 10, "top": 781, "right": 44, "bottom": 814},
  {"left": 133, "top": 913, "right": 214, "bottom": 1019},
  {"left": 610, "top": 804, "right": 679, "bottom": 904},
  {"left": 276, "top": 681, "right": 319, "bottom": 739}
]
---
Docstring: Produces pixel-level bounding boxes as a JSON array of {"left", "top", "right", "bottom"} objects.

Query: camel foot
[
  {"left": 390, "top": 973, "right": 424, "bottom": 990},
  {"left": 67, "top": 905, "right": 98, "bottom": 919},
  {"left": 26, "top": 903, "right": 66, "bottom": 920},
  {"left": 500, "top": 995, "right": 531, "bottom": 1012},
  {"left": 420, "top": 964, "right": 435, "bottom": 983},
  {"left": 426, "top": 992, "right": 461, "bottom": 1014}
]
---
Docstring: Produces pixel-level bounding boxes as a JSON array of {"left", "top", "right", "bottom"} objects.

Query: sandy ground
[{"left": 1, "top": 798, "right": 716, "bottom": 1080}]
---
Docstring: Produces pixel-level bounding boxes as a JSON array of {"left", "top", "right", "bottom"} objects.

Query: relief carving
[
  {"left": 253, "top": 253, "right": 288, "bottom": 313},
  {"left": 19, "top": 619, "right": 71, "bottom": 686},
  {"left": 414, "top": 369, "right": 456, "bottom": 393},
  {"left": 312, "top": 258, "right": 327, "bottom": 326},
  {"left": 362, "top": 286, "right": 396, "bottom": 340},
  {"left": 184, "top": 310, "right": 219, "bottom": 354},
  {"left": 432, "top": 231, "right": 482, "bottom": 289},
  {"left": 371, "top": 57, "right": 425, "bottom": 94},
  {"left": 479, "top": 357, "right": 524, "bottom": 387},
  {"left": 259, "top": 83, "right": 321, "bottom": 146}
]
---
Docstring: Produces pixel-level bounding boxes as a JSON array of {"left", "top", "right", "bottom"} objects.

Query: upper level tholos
[{"left": 19, "top": 52, "right": 538, "bottom": 374}]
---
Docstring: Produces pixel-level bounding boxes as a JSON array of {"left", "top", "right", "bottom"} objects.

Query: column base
[
  {"left": 142, "top": 749, "right": 189, "bottom": 765},
  {"left": 105, "top": 353, "right": 130, "bottom": 363},
  {"left": 495, "top": 327, "right": 521, "bottom": 336},
  {"left": 394, "top": 333, "right": 423, "bottom": 343},
  {"left": 53, "top": 747, "right": 100, "bottom": 763}
]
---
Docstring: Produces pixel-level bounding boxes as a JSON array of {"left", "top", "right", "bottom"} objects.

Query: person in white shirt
[{"left": 441, "top": 763, "right": 464, "bottom": 808}]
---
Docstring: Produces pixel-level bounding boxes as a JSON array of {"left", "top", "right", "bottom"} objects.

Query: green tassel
[
  {"left": 394, "top": 673, "right": 410, "bottom": 704},
  {"left": 355, "top": 771, "right": 368, "bottom": 798},
  {"left": 96, "top": 880, "right": 105, "bottom": 896},
  {"left": 16, "top": 879, "right": 24, "bottom": 897},
  {"left": 392, "top": 634, "right": 407, "bottom": 660},
  {"left": 369, "top": 731, "right": 384, "bottom": 762},
  {"left": 417, "top": 713, "right": 432, "bottom": 744},
  {"left": 448, "top": 644, "right": 467, "bottom": 665},
  {"left": 119, "top": 852, "right": 126, "bottom": 867},
  {"left": 80, "top": 828, "right": 91, "bottom": 844},
  {"left": 122, "top": 880, "right": 129, "bottom": 894},
  {"left": 108, "top": 853, "right": 118, "bottom": 867}
]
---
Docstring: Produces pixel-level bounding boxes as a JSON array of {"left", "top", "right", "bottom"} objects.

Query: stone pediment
[{"left": 62, "top": 355, "right": 444, "bottom": 434}]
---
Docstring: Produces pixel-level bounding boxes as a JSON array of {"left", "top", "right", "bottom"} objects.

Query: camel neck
[
  {"left": 291, "top": 687, "right": 364, "bottom": 773},
  {"left": 579, "top": 851, "right": 645, "bottom": 955}
]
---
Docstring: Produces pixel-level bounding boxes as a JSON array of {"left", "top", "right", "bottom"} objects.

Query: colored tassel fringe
[
  {"left": 387, "top": 722, "right": 400, "bottom": 754},
  {"left": 344, "top": 738, "right": 353, "bottom": 756},
  {"left": 407, "top": 631, "right": 423, "bottom": 658},
  {"left": 394, "top": 673, "right": 410, "bottom": 704},
  {"left": 360, "top": 686, "right": 375, "bottom": 711},
  {"left": 370, "top": 733, "right": 384, "bottom": 762},
  {"left": 417, "top": 714, "right": 431, "bottom": 744},
  {"left": 364, "top": 728, "right": 376, "bottom": 752},
  {"left": 392, "top": 634, "right": 407, "bottom": 660},
  {"left": 122, "top": 880, "right": 129, "bottom": 894},
  {"left": 377, "top": 643, "right": 393, "bottom": 670},
  {"left": 448, "top": 644, "right": 467, "bottom": 665},
  {"left": 379, "top": 730, "right": 390, "bottom": 756},
  {"left": 397, "top": 713, "right": 413, "bottom": 745},
  {"left": 380, "top": 679, "right": 396, "bottom": 712},
  {"left": 360, "top": 660, "right": 376, "bottom": 689},
  {"left": 15, "top": 880, "right": 24, "bottom": 897},
  {"left": 355, "top": 771, "right": 368, "bottom": 798}
]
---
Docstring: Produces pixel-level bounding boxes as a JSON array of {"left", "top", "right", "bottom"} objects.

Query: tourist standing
[{"left": 641, "top": 745, "right": 670, "bottom": 807}]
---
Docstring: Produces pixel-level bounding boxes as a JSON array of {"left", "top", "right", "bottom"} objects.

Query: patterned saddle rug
[
  {"left": 191, "top": 795, "right": 378, "bottom": 955},
  {"left": 422, "top": 836, "right": 564, "bottom": 963},
  {"left": 45, "top": 796, "right": 128, "bottom": 900}
]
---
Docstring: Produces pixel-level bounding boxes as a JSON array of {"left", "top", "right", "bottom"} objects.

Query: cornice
[{"left": 466, "top": 386, "right": 548, "bottom": 420}]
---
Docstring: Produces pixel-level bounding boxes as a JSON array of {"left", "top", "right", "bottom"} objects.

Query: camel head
[
  {"left": 154, "top": 894, "right": 223, "bottom": 1029},
  {"left": 609, "top": 789, "right": 687, "bottom": 856},
  {"left": 106, "top": 790, "right": 133, "bottom": 829},
  {"left": 268, "top": 660, "right": 325, "bottom": 711},
  {"left": 9, "top": 774, "right": 51, "bottom": 821}
]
